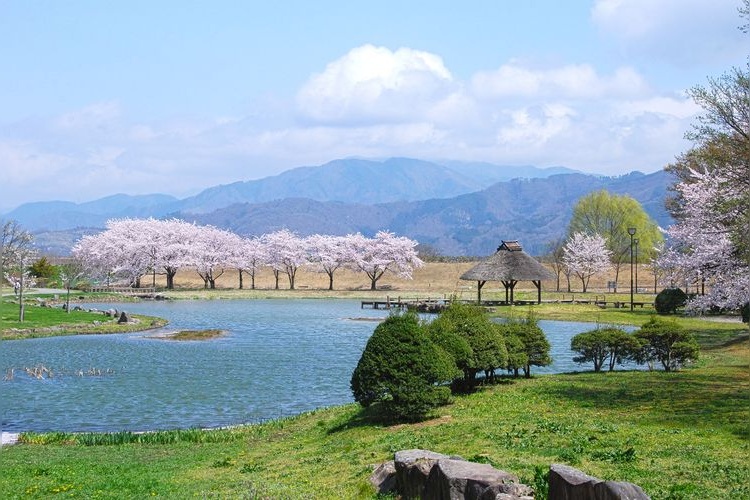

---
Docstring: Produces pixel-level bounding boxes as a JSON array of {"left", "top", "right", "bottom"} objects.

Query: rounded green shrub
[
  {"left": 655, "top": 288, "right": 688, "bottom": 314},
  {"left": 350, "top": 312, "right": 458, "bottom": 422}
]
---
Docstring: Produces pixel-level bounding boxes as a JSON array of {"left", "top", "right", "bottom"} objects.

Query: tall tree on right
[{"left": 661, "top": 4, "right": 749, "bottom": 314}]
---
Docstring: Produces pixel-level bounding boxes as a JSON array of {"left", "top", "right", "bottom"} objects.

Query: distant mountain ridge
[
  {"left": 3, "top": 158, "right": 578, "bottom": 230},
  {"left": 1, "top": 158, "right": 672, "bottom": 256},
  {"left": 186, "top": 170, "right": 672, "bottom": 257}
]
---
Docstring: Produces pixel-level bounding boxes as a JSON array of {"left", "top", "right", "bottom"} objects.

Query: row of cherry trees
[{"left": 71, "top": 218, "right": 424, "bottom": 291}]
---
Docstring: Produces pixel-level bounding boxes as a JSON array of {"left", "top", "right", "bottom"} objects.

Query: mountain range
[{"left": 3, "top": 158, "right": 672, "bottom": 257}]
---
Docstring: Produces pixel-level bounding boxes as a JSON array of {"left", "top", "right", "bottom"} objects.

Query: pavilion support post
[
  {"left": 501, "top": 280, "right": 518, "bottom": 304},
  {"left": 533, "top": 280, "right": 542, "bottom": 304},
  {"left": 477, "top": 280, "right": 486, "bottom": 304}
]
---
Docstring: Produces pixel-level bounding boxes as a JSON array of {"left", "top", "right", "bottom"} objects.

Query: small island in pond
[{"left": 162, "top": 329, "right": 225, "bottom": 341}]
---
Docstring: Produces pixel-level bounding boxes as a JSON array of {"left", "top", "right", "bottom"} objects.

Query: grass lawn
[{"left": 0, "top": 297, "right": 167, "bottom": 340}]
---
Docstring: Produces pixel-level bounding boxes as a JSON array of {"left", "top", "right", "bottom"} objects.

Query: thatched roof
[{"left": 461, "top": 240, "right": 555, "bottom": 282}]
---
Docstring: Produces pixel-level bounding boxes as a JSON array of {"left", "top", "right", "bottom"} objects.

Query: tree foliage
[
  {"left": 426, "top": 302, "right": 507, "bottom": 389},
  {"left": 661, "top": 12, "right": 749, "bottom": 314},
  {"left": 72, "top": 219, "right": 423, "bottom": 292},
  {"left": 634, "top": 317, "right": 700, "bottom": 372},
  {"left": 567, "top": 190, "right": 663, "bottom": 284},
  {"left": 562, "top": 232, "right": 611, "bottom": 292},
  {"left": 508, "top": 312, "right": 552, "bottom": 378},
  {"left": 350, "top": 313, "right": 458, "bottom": 422},
  {"left": 571, "top": 327, "right": 639, "bottom": 372}
]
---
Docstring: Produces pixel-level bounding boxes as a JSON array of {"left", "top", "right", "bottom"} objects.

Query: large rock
[
  {"left": 424, "top": 458, "right": 534, "bottom": 500},
  {"left": 549, "top": 464, "right": 649, "bottom": 500},
  {"left": 394, "top": 449, "right": 453, "bottom": 499},
  {"left": 370, "top": 461, "right": 397, "bottom": 494},
  {"left": 117, "top": 311, "right": 130, "bottom": 324}
]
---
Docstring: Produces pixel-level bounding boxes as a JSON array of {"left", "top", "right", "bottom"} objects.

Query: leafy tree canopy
[{"left": 350, "top": 312, "right": 458, "bottom": 421}]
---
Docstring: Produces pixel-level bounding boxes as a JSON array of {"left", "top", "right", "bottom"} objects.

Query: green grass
[
  {"left": 1, "top": 332, "right": 747, "bottom": 499},
  {"left": 0, "top": 298, "right": 167, "bottom": 339}
]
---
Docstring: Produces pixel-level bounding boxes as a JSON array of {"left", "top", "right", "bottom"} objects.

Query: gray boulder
[
  {"left": 117, "top": 311, "right": 130, "bottom": 324},
  {"left": 549, "top": 464, "right": 649, "bottom": 500},
  {"left": 424, "top": 458, "right": 533, "bottom": 500},
  {"left": 394, "top": 449, "right": 452, "bottom": 499},
  {"left": 370, "top": 461, "right": 397, "bottom": 494}
]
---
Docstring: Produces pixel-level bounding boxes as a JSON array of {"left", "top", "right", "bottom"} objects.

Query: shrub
[
  {"left": 634, "top": 316, "right": 700, "bottom": 371},
  {"left": 350, "top": 312, "right": 458, "bottom": 422},
  {"left": 514, "top": 312, "right": 552, "bottom": 378},
  {"left": 571, "top": 327, "right": 639, "bottom": 372},
  {"left": 426, "top": 302, "right": 507, "bottom": 390},
  {"left": 741, "top": 302, "right": 749, "bottom": 323},
  {"left": 655, "top": 288, "right": 688, "bottom": 314},
  {"left": 501, "top": 325, "right": 528, "bottom": 378}
]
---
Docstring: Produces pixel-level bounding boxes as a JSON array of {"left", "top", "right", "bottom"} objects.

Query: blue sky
[{"left": 1, "top": 0, "right": 747, "bottom": 211}]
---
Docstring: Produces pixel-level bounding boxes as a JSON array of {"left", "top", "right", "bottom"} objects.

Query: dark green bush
[
  {"left": 634, "top": 316, "right": 700, "bottom": 371},
  {"left": 426, "top": 302, "right": 507, "bottom": 389},
  {"left": 741, "top": 303, "right": 749, "bottom": 323},
  {"left": 571, "top": 327, "right": 639, "bottom": 372},
  {"left": 350, "top": 312, "right": 458, "bottom": 422},
  {"left": 655, "top": 288, "right": 688, "bottom": 314}
]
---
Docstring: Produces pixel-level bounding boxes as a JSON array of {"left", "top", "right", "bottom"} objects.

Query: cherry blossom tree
[
  {"left": 659, "top": 169, "right": 749, "bottom": 312},
  {"left": 261, "top": 229, "right": 308, "bottom": 290},
  {"left": 349, "top": 231, "right": 424, "bottom": 290},
  {"left": 1, "top": 219, "right": 34, "bottom": 293},
  {"left": 306, "top": 234, "right": 353, "bottom": 290},
  {"left": 661, "top": 44, "right": 749, "bottom": 314},
  {"left": 154, "top": 219, "right": 197, "bottom": 289},
  {"left": 187, "top": 225, "right": 236, "bottom": 289},
  {"left": 562, "top": 232, "right": 611, "bottom": 292},
  {"left": 72, "top": 219, "right": 150, "bottom": 287},
  {"left": 230, "top": 236, "right": 267, "bottom": 290}
]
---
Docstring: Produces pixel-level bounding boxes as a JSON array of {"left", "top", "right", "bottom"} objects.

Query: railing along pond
[{"left": 88, "top": 286, "right": 157, "bottom": 296}]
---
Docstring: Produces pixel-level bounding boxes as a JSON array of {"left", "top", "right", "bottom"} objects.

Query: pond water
[{"left": 0, "top": 300, "right": 638, "bottom": 433}]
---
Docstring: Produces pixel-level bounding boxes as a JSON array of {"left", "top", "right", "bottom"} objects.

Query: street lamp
[
  {"left": 628, "top": 227, "right": 636, "bottom": 311},
  {"left": 634, "top": 238, "right": 639, "bottom": 295}
]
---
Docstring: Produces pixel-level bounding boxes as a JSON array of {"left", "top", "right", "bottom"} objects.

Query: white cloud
[
  {"left": 472, "top": 62, "right": 650, "bottom": 100},
  {"left": 592, "top": 0, "right": 747, "bottom": 65},
  {"left": 296, "top": 44, "right": 456, "bottom": 125}
]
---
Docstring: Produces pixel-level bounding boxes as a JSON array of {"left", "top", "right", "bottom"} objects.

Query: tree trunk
[
  {"left": 238, "top": 269, "right": 244, "bottom": 289},
  {"left": 328, "top": 271, "right": 334, "bottom": 291},
  {"left": 274, "top": 270, "right": 280, "bottom": 290},
  {"left": 18, "top": 274, "right": 25, "bottom": 322},
  {"left": 166, "top": 269, "right": 176, "bottom": 289},
  {"left": 251, "top": 273, "right": 256, "bottom": 290}
]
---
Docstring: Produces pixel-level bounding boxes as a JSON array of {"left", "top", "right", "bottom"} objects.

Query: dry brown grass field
[{"left": 152, "top": 262, "right": 659, "bottom": 302}]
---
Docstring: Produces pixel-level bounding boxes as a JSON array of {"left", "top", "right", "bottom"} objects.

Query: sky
[{"left": 1, "top": 0, "right": 747, "bottom": 212}]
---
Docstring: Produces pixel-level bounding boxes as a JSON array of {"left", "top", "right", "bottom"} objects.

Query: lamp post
[
  {"left": 628, "top": 228, "right": 636, "bottom": 311},
  {"left": 634, "top": 238, "right": 639, "bottom": 295}
]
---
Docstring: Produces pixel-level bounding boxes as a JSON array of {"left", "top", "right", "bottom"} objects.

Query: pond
[{"left": 0, "top": 300, "right": 638, "bottom": 433}]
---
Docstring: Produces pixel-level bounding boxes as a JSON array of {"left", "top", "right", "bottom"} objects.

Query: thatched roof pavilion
[{"left": 461, "top": 240, "right": 556, "bottom": 304}]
